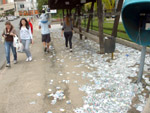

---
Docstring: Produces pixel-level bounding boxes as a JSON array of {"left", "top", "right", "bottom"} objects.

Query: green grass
[{"left": 81, "top": 17, "right": 131, "bottom": 41}]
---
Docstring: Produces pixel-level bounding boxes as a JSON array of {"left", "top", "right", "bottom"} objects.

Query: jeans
[
  {"left": 4, "top": 41, "right": 17, "bottom": 64},
  {"left": 64, "top": 32, "right": 73, "bottom": 49},
  {"left": 21, "top": 39, "right": 32, "bottom": 58}
]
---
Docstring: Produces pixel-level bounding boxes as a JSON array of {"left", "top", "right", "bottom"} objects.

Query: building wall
[
  {"left": 15, "top": 0, "right": 38, "bottom": 16},
  {"left": 0, "top": 0, "right": 38, "bottom": 15}
]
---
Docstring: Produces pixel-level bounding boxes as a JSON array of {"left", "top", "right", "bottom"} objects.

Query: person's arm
[
  {"left": 48, "top": 22, "right": 51, "bottom": 28},
  {"left": 2, "top": 29, "right": 5, "bottom": 37},
  {"left": 71, "top": 22, "right": 73, "bottom": 31},
  {"left": 30, "top": 23, "right": 33, "bottom": 34},
  {"left": 38, "top": 22, "right": 41, "bottom": 29},
  {"left": 29, "top": 27, "right": 33, "bottom": 44},
  {"left": 61, "top": 22, "right": 65, "bottom": 37}
]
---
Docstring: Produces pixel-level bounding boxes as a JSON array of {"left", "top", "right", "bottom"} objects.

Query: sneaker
[
  {"left": 14, "top": 60, "right": 17, "bottom": 64},
  {"left": 29, "top": 57, "right": 32, "bottom": 61},
  {"left": 47, "top": 48, "right": 50, "bottom": 53},
  {"left": 26, "top": 58, "right": 29, "bottom": 62},
  {"left": 70, "top": 49, "right": 73, "bottom": 52},
  {"left": 6, "top": 63, "right": 11, "bottom": 67},
  {"left": 44, "top": 47, "right": 47, "bottom": 52}
]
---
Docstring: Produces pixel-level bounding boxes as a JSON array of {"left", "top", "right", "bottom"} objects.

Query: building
[
  {"left": 15, "top": 0, "right": 38, "bottom": 16},
  {"left": 0, "top": 0, "right": 15, "bottom": 15},
  {"left": 0, "top": 0, "right": 38, "bottom": 16}
]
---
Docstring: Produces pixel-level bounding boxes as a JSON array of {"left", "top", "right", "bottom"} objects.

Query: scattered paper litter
[
  {"left": 60, "top": 108, "right": 65, "bottom": 112},
  {"left": 37, "top": 93, "right": 42, "bottom": 96},
  {"left": 136, "top": 106, "right": 143, "bottom": 112},
  {"left": 30, "top": 101, "right": 36, "bottom": 105},
  {"left": 66, "top": 100, "right": 71, "bottom": 104},
  {"left": 48, "top": 89, "right": 52, "bottom": 92}
]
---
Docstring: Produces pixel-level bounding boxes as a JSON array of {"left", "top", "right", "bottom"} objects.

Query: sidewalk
[{"left": 0, "top": 22, "right": 90, "bottom": 113}]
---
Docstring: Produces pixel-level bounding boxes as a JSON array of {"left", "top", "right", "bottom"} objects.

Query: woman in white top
[{"left": 20, "top": 18, "right": 33, "bottom": 62}]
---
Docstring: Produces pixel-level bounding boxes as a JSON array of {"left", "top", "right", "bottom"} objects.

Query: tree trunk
[
  {"left": 111, "top": 0, "right": 124, "bottom": 37},
  {"left": 78, "top": 6, "right": 82, "bottom": 40},
  {"left": 85, "top": 1, "right": 94, "bottom": 39},
  {"left": 97, "top": 0, "right": 105, "bottom": 54},
  {"left": 62, "top": 9, "right": 65, "bottom": 21},
  {"left": 73, "top": 8, "right": 77, "bottom": 27}
]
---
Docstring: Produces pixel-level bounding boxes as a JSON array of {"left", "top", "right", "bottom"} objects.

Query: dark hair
[
  {"left": 19, "top": 18, "right": 29, "bottom": 30},
  {"left": 42, "top": 10, "right": 45, "bottom": 13},
  {"left": 5, "top": 21, "right": 14, "bottom": 29}
]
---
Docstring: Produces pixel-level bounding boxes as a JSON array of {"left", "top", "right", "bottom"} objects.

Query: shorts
[{"left": 42, "top": 34, "right": 51, "bottom": 43}]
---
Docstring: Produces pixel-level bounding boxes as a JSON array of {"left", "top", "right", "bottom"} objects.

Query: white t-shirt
[{"left": 39, "top": 21, "right": 50, "bottom": 35}]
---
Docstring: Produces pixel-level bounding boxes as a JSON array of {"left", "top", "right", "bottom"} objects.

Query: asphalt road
[{"left": 0, "top": 18, "right": 21, "bottom": 69}]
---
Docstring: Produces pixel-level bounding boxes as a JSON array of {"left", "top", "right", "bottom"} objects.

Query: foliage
[
  {"left": 84, "top": 0, "right": 116, "bottom": 13},
  {"left": 37, "top": 0, "right": 48, "bottom": 13}
]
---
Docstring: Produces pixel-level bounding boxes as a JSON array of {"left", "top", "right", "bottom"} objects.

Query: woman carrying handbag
[{"left": 2, "top": 21, "right": 17, "bottom": 67}]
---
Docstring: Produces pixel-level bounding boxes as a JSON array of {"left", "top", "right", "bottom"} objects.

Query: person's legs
[
  {"left": 25, "top": 40, "right": 32, "bottom": 58},
  {"left": 64, "top": 32, "right": 69, "bottom": 48},
  {"left": 10, "top": 42, "right": 17, "bottom": 61},
  {"left": 68, "top": 32, "right": 73, "bottom": 49},
  {"left": 46, "top": 34, "right": 51, "bottom": 52},
  {"left": 42, "top": 35, "right": 47, "bottom": 52},
  {"left": 4, "top": 41, "right": 11, "bottom": 64},
  {"left": 22, "top": 40, "right": 31, "bottom": 58}
]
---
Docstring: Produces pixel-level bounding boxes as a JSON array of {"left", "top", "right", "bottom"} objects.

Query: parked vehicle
[
  {"left": 0, "top": 17, "right": 5, "bottom": 22},
  {"left": 7, "top": 16, "right": 15, "bottom": 21}
]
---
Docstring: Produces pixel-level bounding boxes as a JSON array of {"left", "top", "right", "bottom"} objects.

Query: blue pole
[{"left": 137, "top": 46, "right": 146, "bottom": 83}]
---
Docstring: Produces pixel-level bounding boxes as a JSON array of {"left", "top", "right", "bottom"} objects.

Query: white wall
[{"left": 15, "top": 0, "right": 37, "bottom": 11}]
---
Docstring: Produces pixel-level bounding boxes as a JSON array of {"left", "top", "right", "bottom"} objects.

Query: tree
[
  {"left": 37, "top": 0, "right": 48, "bottom": 12},
  {"left": 111, "top": 0, "right": 124, "bottom": 37},
  {"left": 84, "top": 0, "right": 115, "bottom": 13},
  {"left": 97, "top": 0, "right": 105, "bottom": 54}
]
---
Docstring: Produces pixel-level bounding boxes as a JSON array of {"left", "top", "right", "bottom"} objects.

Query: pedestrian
[
  {"left": 20, "top": 18, "right": 33, "bottom": 62},
  {"left": 2, "top": 21, "right": 17, "bottom": 67},
  {"left": 39, "top": 10, "right": 51, "bottom": 53},
  {"left": 27, "top": 18, "right": 33, "bottom": 34},
  {"left": 61, "top": 16, "right": 73, "bottom": 52}
]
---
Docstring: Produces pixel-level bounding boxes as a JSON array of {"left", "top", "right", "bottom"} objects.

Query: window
[{"left": 20, "top": 4, "right": 24, "bottom": 8}]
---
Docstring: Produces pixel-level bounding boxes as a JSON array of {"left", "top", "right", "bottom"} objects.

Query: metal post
[
  {"left": 137, "top": 46, "right": 146, "bottom": 83},
  {"left": 32, "top": 0, "right": 35, "bottom": 21}
]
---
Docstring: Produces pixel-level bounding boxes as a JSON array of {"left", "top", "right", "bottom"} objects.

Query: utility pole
[{"left": 32, "top": 0, "right": 35, "bottom": 21}]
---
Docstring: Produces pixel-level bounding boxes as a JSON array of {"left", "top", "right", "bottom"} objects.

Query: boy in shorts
[{"left": 39, "top": 10, "right": 51, "bottom": 53}]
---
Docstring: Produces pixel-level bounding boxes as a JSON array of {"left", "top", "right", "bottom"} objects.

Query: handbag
[
  {"left": 13, "top": 35, "right": 24, "bottom": 52},
  {"left": 1, "top": 36, "right": 5, "bottom": 44}
]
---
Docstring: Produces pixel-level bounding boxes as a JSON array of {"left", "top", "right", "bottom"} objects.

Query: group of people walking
[
  {"left": 2, "top": 18, "right": 33, "bottom": 67},
  {"left": 2, "top": 10, "right": 74, "bottom": 68}
]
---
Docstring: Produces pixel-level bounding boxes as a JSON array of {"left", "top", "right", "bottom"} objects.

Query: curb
[{"left": 74, "top": 28, "right": 150, "bottom": 53}]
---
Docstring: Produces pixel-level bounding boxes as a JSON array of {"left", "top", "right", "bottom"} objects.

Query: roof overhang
[{"left": 48, "top": 0, "right": 95, "bottom": 9}]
